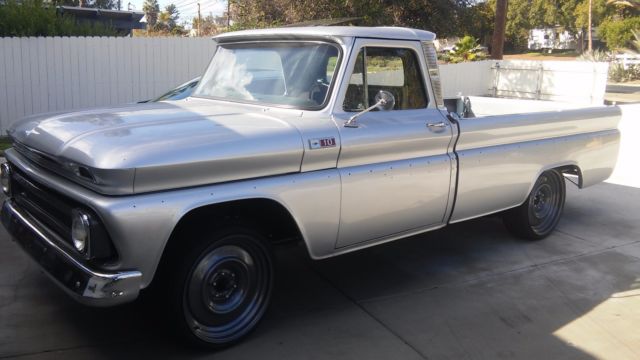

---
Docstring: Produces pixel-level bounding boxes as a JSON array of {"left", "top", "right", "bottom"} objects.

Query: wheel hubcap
[
  {"left": 527, "top": 174, "right": 563, "bottom": 236},
  {"left": 532, "top": 184, "right": 552, "bottom": 219},
  {"left": 205, "top": 267, "right": 244, "bottom": 313},
  {"left": 182, "top": 236, "right": 272, "bottom": 344}
]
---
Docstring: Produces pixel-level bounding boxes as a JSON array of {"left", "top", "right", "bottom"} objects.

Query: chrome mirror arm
[{"left": 344, "top": 98, "right": 386, "bottom": 128}]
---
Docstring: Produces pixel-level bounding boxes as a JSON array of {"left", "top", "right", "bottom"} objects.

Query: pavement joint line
[
  {"left": 307, "top": 261, "right": 431, "bottom": 360},
  {"left": 0, "top": 339, "right": 142, "bottom": 360},
  {"left": 356, "top": 238, "right": 640, "bottom": 305},
  {"left": 556, "top": 229, "right": 601, "bottom": 245}
]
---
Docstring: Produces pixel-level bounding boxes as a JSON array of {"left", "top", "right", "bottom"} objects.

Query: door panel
[
  {"left": 333, "top": 39, "right": 453, "bottom": 248},
  {"left": 335, "top": 110, "right": 453, "bottom": 247}
]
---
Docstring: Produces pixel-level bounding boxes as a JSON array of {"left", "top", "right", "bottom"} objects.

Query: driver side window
[{"left": 343, "top": 47, "right": 429, "bottom": 112}]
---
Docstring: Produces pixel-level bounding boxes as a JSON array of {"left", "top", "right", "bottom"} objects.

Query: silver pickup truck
[{"left": 1, "top": 27, "right": 620, "bottom": 347}]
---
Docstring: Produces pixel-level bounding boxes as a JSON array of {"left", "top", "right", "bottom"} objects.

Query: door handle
[{"left": 427, "top": 122, "right": 448, "bottom": 130}]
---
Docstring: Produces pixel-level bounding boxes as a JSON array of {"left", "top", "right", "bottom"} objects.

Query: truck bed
[
  {"left": 446, "top": 96, "right": 589, "bottom": 118},
  {"left": 447, "top": 96, "right": 621, "bottom": 223}
]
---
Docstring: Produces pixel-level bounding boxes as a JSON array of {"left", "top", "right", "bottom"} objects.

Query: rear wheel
[
  {"left": 503, "top": 170, "right": 566, "bottom": 240},
  {"left": 167, "top": 227, "right": 273, "bottom": 348}
]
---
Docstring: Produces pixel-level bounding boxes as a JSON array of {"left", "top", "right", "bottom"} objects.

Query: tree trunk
[
  {"left": 588, "top": 0, "right": 593, "bottom": 51},
  {"left": 491, "top": 0, "right": 508, "bottom": 60}
]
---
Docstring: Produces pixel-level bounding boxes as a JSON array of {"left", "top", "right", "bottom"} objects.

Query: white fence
[
  {"left": 439, "top": 60, "right": 609, "bottom": 105},
  {"left": 615, "top": 53, "right": 640, "bottom": 70},
  {"left": 0, "top": 37, "right": 216, "bottom": 133},
  {"left": 0, "top": 37, "right": 610, "bottom": 134}
]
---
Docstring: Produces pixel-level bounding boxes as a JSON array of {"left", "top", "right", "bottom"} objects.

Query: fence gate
[{"left": 491, "top": 60, "right": 609, "bottom": 105}]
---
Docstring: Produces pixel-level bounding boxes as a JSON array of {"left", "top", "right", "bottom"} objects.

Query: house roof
[{"left": 57, "top": 6, "right": 145, "bottom": 34}]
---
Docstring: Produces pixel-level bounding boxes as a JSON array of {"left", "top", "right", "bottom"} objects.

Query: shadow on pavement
[{"left": 2, "top": 182, "right": 640, "bottom": 359}]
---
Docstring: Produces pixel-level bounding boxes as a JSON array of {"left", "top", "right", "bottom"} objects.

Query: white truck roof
[{"left": 214, "top": 26, "right": 436, "bottom": 42}]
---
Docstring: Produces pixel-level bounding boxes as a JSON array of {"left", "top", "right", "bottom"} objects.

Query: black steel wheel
[
  {"left": 503, "top": 170, "right": 566, "bottom": 240},
  {"left": 168, "top": 227, "right": 273, "bottom": 348}
]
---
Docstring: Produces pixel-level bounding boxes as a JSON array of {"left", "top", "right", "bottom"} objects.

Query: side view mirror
[
  {"left": 374, "top": 90, "right": 396, "bottom": 111},
  {"left": 344, "top": 90, "right": 396, "bottom": 128}
]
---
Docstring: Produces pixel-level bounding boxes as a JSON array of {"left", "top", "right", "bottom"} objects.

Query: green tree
[
  {"left": 598, "top": 16, "right": 640, "bottom": 48},
  {"left": 483, "top": 0, "right": 613, "bottom": 51},
  {"left": 230, "top": 0, "right": 473, "bottom": 38},
  {"left": 458, "top": 1, "right": 495, "bottom": 45},
  {"left": 154, "top": 3, "right": 181, "bottom": 33},
  {"left": 192, "top": 14, "right": 219, "bottom": 36},
  {"left": 0, "top": 0, "right": 118, "bottom": 36},
  {"left": 142, "top": 0, "right": 160, "bottom": 27},
  {"left": 164, "top": 4, "right": 179, "bottom": 28}
]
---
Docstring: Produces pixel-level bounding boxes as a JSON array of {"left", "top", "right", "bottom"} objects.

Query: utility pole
[
  {"left": 491, "top": 0, "right": 508, "bottom": 60},
  {"left": 117, "top": 0, "right": 121, "bottom": 10},
  {"left": 227, "top": 0, "right": 231, "bottom": 28},
  {"left": 197, "top": 2, "right": 202, "bottom": 37},
  {"left": 588, "top": 0, "right": 593, "bottom": 51}
]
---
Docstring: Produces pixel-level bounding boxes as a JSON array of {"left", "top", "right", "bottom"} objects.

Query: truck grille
[
  {"left": 10, "top": 165, "right": 75, "bottom": 243},
  {"left": 7, "top": 161, "right": 117, "bottom": 261}
]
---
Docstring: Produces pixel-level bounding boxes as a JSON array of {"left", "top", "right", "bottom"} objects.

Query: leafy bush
[
  {"left": 439, "top": 36, "right": 489, "bottom": 64},
  {"left": 603, "top": 29, "right": 640, "bottom": 82},
  {"left": 578, "top": 49, "right": 612, "bottom": 62},
  {"left": 0, "top": 0, "right": 118, "bottom": 36},
  {"left": 598, "top": 17, "right": 640, "bottom": 50},
  {"left": 609, "top": 63, "right": 640, "bottom": 82}
]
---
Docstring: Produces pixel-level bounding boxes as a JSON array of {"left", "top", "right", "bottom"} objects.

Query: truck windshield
[{"left": 193, "top": 42, "right": 341, "bottom": 109}]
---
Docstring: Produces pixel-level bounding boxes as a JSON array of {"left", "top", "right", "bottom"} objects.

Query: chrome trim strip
[{"left": 421, "top": 40, "right": 445, "bottom": 109}]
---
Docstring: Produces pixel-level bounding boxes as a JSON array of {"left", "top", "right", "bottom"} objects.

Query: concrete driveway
[
  {"left": 1, "top": 180, "right": 640, "bottom": 359},
  {"left": 2, "top": 105, "right": 640, "bottom": 359}
]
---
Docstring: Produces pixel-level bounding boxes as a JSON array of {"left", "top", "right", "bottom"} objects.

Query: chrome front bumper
[{"left": 1, "top": 199, "right": 142, "bottom": 306}]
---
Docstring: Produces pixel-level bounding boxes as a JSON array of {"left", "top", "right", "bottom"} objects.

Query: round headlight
[
  {"left": 0, "top": 163, "right": 11, "bottom": 195},
  {"left": 71, "top": 209, "right": 91, "bottom": 254}
]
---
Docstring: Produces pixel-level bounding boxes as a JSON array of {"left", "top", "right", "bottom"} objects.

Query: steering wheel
[{"left": 309, "top": 78, "right": 330, "bottom": 104}]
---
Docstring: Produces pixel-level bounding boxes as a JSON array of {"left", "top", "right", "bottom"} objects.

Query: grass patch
[
  {"left": 503, "top": 51, "right": 580, "bottom": 61},
  {"left": 520, "top": 51, "right": 578, "bottom": 58},
  {"left": 0, "top": 137, "right": 12, "bottom": 156}
]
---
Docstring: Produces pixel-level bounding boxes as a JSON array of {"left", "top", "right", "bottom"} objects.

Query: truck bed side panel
[{"left": 450, "top": 106, "right": 621, "bottom": 223}]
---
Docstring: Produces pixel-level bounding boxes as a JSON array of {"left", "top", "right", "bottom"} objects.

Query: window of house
[{"left": 343, "top": 47, "right": 428, "bottom": 112}]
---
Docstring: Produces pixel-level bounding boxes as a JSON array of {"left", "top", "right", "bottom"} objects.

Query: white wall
[
  {"left": 607, "top": 104, "right": 640, "bottom": 189},
  {"left": 439, "top": 59, "right": 609, "bottom": 105},
  {"left": 0, "top": 37, "right": 216, "bottom": 133},
  {"left": 439, "top": 60, "right": 494, "bottom": 99}
]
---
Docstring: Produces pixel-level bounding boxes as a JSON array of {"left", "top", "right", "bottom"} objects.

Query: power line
[
  {"left": 174, "top": 0, "right": 198, "bottom": 10},
  {"left": 170, "top": 0, "right": 196, "bottom": 7}
]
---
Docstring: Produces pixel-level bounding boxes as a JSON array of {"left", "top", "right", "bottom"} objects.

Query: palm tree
[{"left": 143, "top": 0, "right": 160, "bottom": 27}]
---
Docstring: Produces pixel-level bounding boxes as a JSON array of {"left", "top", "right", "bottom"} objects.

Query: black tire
[
  {"left": 503, "top": 170, "right": 566, "bottom": 240},
  {"left": 167, "top": 226, "right": 274, "bottom": 348}
]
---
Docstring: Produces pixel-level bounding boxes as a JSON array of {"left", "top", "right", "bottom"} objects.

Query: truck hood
[{"left": 8, "top": 99, "right": 304, "bottom": 194}]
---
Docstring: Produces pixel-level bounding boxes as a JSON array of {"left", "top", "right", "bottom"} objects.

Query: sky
[{"left": 127, "top": 0, "right": 227, "bottom": 27}]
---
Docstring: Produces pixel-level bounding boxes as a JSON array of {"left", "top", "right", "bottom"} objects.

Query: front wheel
[
  {"left": 168, "top": 227, "right": 274, "bottom": 348},
  {"left": 503, "top": 170, "right": 566, "bottom": 240}
]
